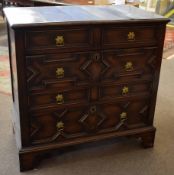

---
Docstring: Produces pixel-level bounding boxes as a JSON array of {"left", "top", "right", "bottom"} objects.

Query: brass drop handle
[
  {"left": 125, "top": 61, "right": 133, "bottom": 71},
  {"left": 56, "top": 67, "right": 64, "bottom": 78},
  {"left": 55, "top": 35, "right": 64, "bottom": 46},
  {"left": 56, "top": 94, "right": 64, "bottom": 104},
  {"left": 122, "top": 86, "right": 129, "bottom": 95},
  {"left": 56, "top": 121, "right": 64, "bottom": 131},
  {"left": 128, "top": 32, "right": 135, "bottom": 40},
  {"left": 120, "top": 112, "right": 127, "bottom": 122}
]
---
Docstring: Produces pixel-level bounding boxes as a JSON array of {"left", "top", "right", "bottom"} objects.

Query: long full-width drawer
[{"left": 29, "top": 97, "right": 150, "bottom": 145}]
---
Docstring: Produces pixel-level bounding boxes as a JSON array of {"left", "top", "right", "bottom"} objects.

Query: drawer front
[
  {"left": 28, "top": 88, "right": 90, "bottom": 110},
  {"left": 25, "top": 28, "right": 94, "bottom": 53},
  {"left": 26, "top": 47, "right": 157, "bottom": 92},
  {"left": 29, "top": 98, "right": 150, "bottom": 145},
  {"left": 102, "top": 26, "right": 158, "bottom": 48},
  {"left": 100, "top": 81, "right": 152, "bottom": 100},
  {"left": 101, "top": 47, "right": 158, "bottom": 83}
]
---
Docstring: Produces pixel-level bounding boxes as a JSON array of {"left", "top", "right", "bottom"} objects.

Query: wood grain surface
[{"left": 4, "top": 5, "right": 169, "bottom": 28}]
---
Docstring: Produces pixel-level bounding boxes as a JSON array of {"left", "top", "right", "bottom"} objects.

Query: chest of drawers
[{"left": 4, "top": 5, "right": 169, "bottom": 171}]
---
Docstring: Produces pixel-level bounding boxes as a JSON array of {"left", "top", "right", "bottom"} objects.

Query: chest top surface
[{"left": 4, "top": 5, "right": 169, "bottom": 28}]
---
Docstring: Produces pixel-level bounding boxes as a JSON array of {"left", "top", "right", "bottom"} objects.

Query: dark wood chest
[{"left": 4, "top": 5, "right": 169, "bottom": 171}]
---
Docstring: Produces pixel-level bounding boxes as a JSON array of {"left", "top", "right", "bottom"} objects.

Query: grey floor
[{"left": 0, "top": 15, "right": 174, "bottom": 175}]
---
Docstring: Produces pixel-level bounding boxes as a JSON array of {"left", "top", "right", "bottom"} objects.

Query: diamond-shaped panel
[
  {"left": 80, "top": 55, "right": 110, "bottom": 81},
  {"left": 79, "top": 106, "right": 106, "bottom": 132}
]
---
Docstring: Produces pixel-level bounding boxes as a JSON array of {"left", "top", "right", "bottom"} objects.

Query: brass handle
[
  {"left": 128, "top": 32, "right": 135, "bottom": 40},
  {"left": 56, "top": 67, "right": 64, "bottom": 78},
  {"left": 56, "top": 94, "right": 64, "bottom": 104},
  {"left": 56, "top": 121, "right": 64, "bottom": 131},
  {"left": 120, "top": 112, "right": 127, "bottom": 122},
  {"left": 55, "top": 36, "right": 64, "bottom": 46},
  {"left": 122, "top": 86, "right": 129, "bottom": 95},
  {"left": 125, "top": 61, "right": 133, "bottom": 71}
]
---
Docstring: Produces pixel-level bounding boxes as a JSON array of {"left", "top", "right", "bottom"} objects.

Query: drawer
[
  {"left": 100, "top": 81, "right": 152, "bottom": 100},
  {"left": 102, "top": 26, "right": 158, "bottom": 48},
  {"left": 25, "top": 27, "right": 94, "bottom": 53},
  {"left": 29, "top": 98, "right": 150, "bottom": 145},
  {"left": 26, "top": 52, "right": 106, "bottom": 91},
  {"left": 101, "top": 47, "right": 158, "bottom": 83},
  {"left": 28, "top": 88, "right": 90, "bottom": 110}
]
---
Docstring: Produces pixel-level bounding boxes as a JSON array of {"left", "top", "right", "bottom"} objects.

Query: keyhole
[
  {"left": 93, "top": 53, "right": 100, "bottom": 62},
  {"left": 90, "top": 106, "right": 97, "bottom": 113}
]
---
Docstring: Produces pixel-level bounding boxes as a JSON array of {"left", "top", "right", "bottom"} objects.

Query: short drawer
[
  {"left": 100, "top": 81, "right": 152, "bottom": 100},
  {"left": 28, "top": 88, "right": 90, "bottom": 110},
  {"left": 25, "top": 27, "right": 94, "bottom": 53},
  {"left": 102, "top": 26, "right": 158, "bottom": 48},
  {"left": 29, "top": 98, "right": 150, "bottom": 145}
]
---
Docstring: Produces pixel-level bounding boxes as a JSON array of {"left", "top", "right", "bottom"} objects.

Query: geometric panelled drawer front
[
  {"left": 26, "top": 47, "right": 157, "bottom": 91},
  {"left": 30, "top": 98, "right": 150, "bottom": 145}
]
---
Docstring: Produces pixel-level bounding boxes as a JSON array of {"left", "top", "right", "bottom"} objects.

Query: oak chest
[{"left": 4, "top": 5, "right": 169, "bottom": 171}]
